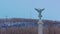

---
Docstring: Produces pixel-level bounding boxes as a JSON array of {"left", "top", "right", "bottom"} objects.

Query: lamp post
[{"left": 35, "top": 8, "right": 45, "bottom": 34}]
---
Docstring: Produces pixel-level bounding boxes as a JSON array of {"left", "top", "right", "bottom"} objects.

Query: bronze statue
[{"left": 35, "top": 8, "right": 45, "bottom": 19}]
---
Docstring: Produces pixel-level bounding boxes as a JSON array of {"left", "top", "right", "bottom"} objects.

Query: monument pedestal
[{"left": 38, "top": 20, "right": 43, "bottom": 34}]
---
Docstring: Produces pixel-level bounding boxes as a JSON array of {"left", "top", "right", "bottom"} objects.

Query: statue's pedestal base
[{"left": 38, "top": 20, "right": 43, "bottom": 34}]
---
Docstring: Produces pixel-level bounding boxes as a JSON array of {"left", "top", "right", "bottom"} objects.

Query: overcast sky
[{"left": 0, "top": 0, "right": 60, "bottom": 21}]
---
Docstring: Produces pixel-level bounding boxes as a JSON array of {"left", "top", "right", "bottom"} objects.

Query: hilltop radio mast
[{"left": 35, "top": 8, "right": 45, "bottom": 34}]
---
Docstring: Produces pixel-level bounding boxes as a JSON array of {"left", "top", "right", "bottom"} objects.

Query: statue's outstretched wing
[{"left": 35, "top": 8, "right": 40, "bottom": 12}]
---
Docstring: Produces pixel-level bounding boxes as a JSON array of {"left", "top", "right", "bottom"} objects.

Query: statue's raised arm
[{"left": 35, "top": 8, "right": 45, "bottom": 19}]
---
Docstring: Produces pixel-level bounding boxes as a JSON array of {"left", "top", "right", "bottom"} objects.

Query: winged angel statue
[{"left": 35, "top": 8, "right": 45, "bottom": 19}]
